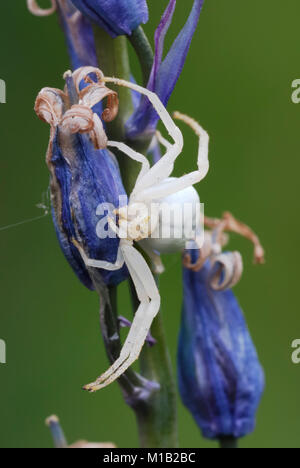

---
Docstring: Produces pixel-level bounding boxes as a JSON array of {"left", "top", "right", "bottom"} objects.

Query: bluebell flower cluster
[{"left": 29, "top": 0, "right": 265, "bottom": 441}]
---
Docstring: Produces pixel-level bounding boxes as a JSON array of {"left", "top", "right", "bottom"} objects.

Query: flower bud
[
  {"left": 70, "top": 0, "right": 149, "bottom": 37},
  {"left": 178, "top": 247, "right": 265, "bottom": 440}
]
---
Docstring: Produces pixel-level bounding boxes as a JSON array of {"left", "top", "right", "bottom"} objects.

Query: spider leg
[
  {"left": 137, "top": 114, "right": 209, "bottom": 202},
  {"left": 84, "top": 241, "right": 160, "bottom": 391},
  {"left": 107, "top": 140, "right": 150, "bottom": 185},
  {"left": 174, "top": 111, "right": 209, "bottom": 179},
  {"left": 102, "top": 77, "right": 184, "bottom": 194},
  {"left": 156, "top": 130, "right": 173, "bottom": 150},
  {"left": 73, "top": 239, "right": 125, "bottom": 271}
]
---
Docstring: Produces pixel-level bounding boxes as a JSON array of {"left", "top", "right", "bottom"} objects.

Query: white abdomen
[{"left": 141, "top": 178, "right": 202, "bottom": 254}]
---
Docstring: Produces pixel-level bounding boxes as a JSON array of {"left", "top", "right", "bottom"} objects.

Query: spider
[
  {"left": 35, "top": 66, "right": 209, "bottom": 391},
  {"left": 59, "top": 67, "right": 209, "bottom": 392}
]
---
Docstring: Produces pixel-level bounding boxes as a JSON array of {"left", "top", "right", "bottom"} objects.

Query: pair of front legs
[{"left": 103, "top": 77, "right": 210, "bottom": 205}]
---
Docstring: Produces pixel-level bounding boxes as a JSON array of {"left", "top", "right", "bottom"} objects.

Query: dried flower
[{"left": 34, "top": 68, "right": 128, "bottom": 288}]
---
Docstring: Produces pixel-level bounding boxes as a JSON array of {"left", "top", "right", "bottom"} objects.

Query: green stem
[
  {"left": 219, "top": 437, "right": 239, "bottom": 449},
  {"left": 128, "top": 26, "right": 154, "bottom": 86},
  {"left": 92, "top": 26, "right": 133, "bottom": 140},
  {"left": 93, "top": 27, "right": 178, "bottom": 448},
  {"left": 130, "top": 280, "right": 178, "bottom": 448}
]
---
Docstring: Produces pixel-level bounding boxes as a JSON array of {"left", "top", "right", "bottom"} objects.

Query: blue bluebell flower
[
  {"left": 46, "top": 415, "right": 117, "bottom": 448},
  {"left": 70, "top": 0, "right": 149, "bottom": 37},
  {"left": 35, "top": 71, "right": 128, "bottom": 289},
  {"left": 126, "top": 0, "right": 205, "bottom": 139},
  {"left": 178, "top": 248, "right": 265, "bottom": 440},
  {"left": 57, "top": 0, "right": 98, "bottom": 70}
]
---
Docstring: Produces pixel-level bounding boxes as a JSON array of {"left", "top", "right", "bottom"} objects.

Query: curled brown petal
[
  {"left": 223, "top": 211, "right": 265, "bottom": 264},
  {"left": 205, "top": 212, "right": 265, "bottom": 264},
  {"left": 72, "top": 67, "right": 105, "bottom": 94},
  {"left": 102, "top": 92, "right": 119, "bottom": 123},
  {"left": 60, "top": 104, "right": 108, "bottom": 150},
  {"left": 90, "top": 113, "right": 108, "bottom": 149},
  {"left": 27, "top": 0, "right": 56, "bottom": 16},
  {"left": 71, "top": 67, "right": 119, "bottom": 123},
  {"left": 80, "top": 85, "right": 119, "bottom": 123},
  {"left": 61, "top": 105, "right": 94, "bottom": 134},
  {"left": 182, "top": 231, "right": 229, "bottom": 272},
  {"left": 183, "top": 236, "right": 212, "bottom": 272},
  {"left": 210, "top": 251, "right": 243, "bottom": 291},
  {"left": 34, "top": 88, "right": 65, "bottom": 126}
]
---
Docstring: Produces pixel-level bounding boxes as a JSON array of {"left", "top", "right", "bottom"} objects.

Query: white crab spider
[{"left": 71, "top": 73, "right": 209, "bottom": 392}]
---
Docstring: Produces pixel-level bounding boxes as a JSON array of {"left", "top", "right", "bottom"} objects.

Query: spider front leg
[
  {"left": 84, "top": 241, "right": 161, "bottom": 392},
  {"left": 102, "top": 77, "right": 184, "bottom": 195},
  {"left": 107, "top": 140, "right": 150, "bottom": 185},
  {"left": 137, "top": 112, "right": 210, "bottom": 202}
]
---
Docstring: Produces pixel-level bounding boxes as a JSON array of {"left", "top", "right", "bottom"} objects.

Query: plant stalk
[
  {"left": 130, "top": 280, "right": 178, "bottom": 448},
  {"left": 128, "top": 26, "right": 154, "bottom": 86},
  {"left": 219, "top": 437, "right": 239, "bottom": 449}
]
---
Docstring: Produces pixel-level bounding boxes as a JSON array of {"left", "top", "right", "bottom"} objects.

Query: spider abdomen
[{"left": 142, "top": 180, "right": 201, "bottom": 254}]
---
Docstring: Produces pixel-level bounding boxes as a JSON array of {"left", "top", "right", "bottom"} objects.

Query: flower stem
[
  {"left": 128, "top": 26, "right": 154, "bottom": 86},
  {"left": 92, "top": 26, "right": 178, "bottom": 448},
  {"left": 92, "top": 26, "right": 133, "bottom": 139},
  {"left": 219, "top": 437, "right": 239, "bottom": 449},
  {"left": 130, "top": 280, "right": 178, "bottom": 448}
]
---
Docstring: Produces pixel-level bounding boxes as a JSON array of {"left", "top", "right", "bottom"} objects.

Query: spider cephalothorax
[{"left": 113, "top": 203, "right": 159, "bottom": 242}]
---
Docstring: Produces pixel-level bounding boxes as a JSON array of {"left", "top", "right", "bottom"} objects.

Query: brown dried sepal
[
  {"left": 27, "top": 0, "right": 57, "bottom": 16},
  {"left": 204, "top": 211, "right": 265, "bottom": 264}
]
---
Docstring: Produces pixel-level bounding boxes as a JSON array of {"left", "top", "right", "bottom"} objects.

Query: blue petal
[
  {"left": 178, "top": 251, "right": 265, "bottom": 439},
  {"left": 57, "top": 0, "right": 98, "bottom": 70},
  {"left": 126, "top": 0, "right": 205, "bottom": 139},
  {"left": 70, "top": 0, "right": 149, "bottom": 37},
  {"left": 51, "top": 128, "right": 128, "bottom": 289}
]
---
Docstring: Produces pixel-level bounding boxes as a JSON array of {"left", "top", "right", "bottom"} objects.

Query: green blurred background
[{"left": 0, "top": 0, "right": 299, "bottom": 448}]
